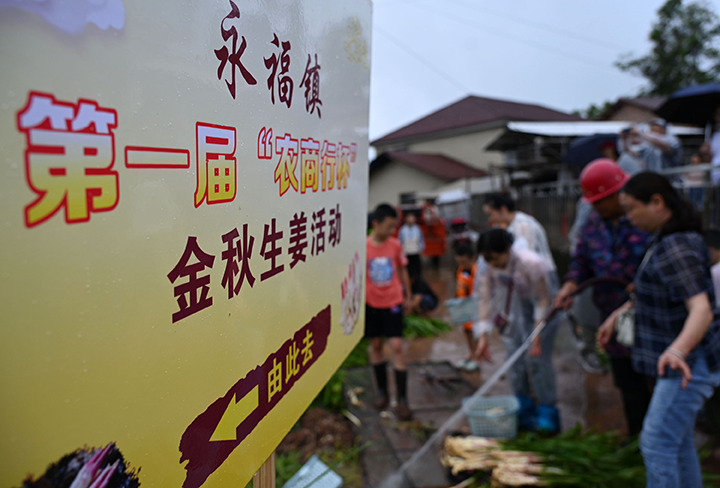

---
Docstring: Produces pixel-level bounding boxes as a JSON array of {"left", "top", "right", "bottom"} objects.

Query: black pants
[
  {"left": 407, "top": 254, "right": 422, "bottom": 278},
  {"left": 704, "top": 386, "right": 720, "bottom": 434},
  {"left": 610, "top": 356, "right": 654, "bottom": 437}
]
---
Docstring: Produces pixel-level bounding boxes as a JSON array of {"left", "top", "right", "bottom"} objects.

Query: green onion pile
[{"left": 404, "top": 315, "right": 453, "bottom": 340}]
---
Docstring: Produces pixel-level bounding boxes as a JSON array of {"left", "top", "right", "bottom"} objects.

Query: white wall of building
[
  {"left": 368, "top": 162, "right": 446, "bottom": 209},
  {"left": 406, "top": 128, "right": 505, "bottom": 171}
]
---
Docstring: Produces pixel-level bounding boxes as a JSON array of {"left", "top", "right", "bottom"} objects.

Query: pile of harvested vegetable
[
  {"left": 443, "top": 427, "right": 647, "bottom": 487},
  {"left": 404, "top": 315, "right": 453, "bottom": 340}
]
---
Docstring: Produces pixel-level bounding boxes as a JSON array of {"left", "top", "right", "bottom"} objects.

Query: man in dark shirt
[{"left": 409, "top": 273, "right": 438, "bottom": 315}]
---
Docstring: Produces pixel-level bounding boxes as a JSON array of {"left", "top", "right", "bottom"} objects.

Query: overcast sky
[{"left": 369, "top": 0, "right": 720, "bottom": 142}]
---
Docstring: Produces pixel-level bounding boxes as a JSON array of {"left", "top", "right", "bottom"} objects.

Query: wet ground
[{"left": 344, "top": 258, "right": 720, "bottom": 487}]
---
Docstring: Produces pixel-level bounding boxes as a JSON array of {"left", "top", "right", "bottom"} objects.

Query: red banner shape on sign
[{"left": 178, "top": 305, "right": 331, "bottom": 488}]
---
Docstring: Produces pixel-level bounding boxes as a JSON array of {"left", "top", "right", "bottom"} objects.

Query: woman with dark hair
[
  {"left": 473, "top": 228, "right": 559, "bottom": 433},
  {"left": 598, "top": 172, "right": 720, "bottom": 488}
]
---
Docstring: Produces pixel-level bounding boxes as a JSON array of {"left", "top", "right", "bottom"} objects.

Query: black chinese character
[
  {"left": 311, "top": 207, "right": 326, "bottom": 256},
  {"left": 288, "top": 212, "right": 308, "bottom": 268},
  {"left": 328, "top": 204, "right": 341, "bottom": 247},
  {"left": 260, "top": 218, "right": 284, "bottom": 281},
  {"left": 264, "top": 34, "right": 293, "bottom": 108},
  {"left": 221, "top": 225, "right": 255, "bottom": 298},
  {"left": 168, "top": 237, "right": 215, "bottom": 323},
  {"left": 214, "top": 0, "right": 257, "bottom": 99},
  {"left": 299, "top": 53, "right": 322, "bottom": 118}
]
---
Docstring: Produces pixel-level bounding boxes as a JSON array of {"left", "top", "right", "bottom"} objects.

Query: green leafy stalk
[{"left": 404, "top": 315, "right": 453, "bottom": 340}]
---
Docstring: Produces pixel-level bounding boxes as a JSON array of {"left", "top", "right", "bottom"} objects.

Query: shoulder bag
[{"left": 615, "top": 243, "right": 657, "bottom": 347}]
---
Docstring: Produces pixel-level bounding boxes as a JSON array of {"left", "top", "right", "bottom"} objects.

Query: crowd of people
[
  {"left": 601, "top": 112, "right": 720, "bottom": 227},
  {"left": 365, "top": 157, "right": 720, "bottom": 485}
]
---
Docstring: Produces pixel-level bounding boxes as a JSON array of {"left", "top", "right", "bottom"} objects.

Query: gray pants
[
  {"left": 572, "top": 287, "right": 601, "bottom": 355},
  {"left": 501, "top": 297, "right": 558, "bottom": 406}
]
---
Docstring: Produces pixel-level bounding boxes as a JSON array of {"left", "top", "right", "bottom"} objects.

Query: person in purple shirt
[{"left": 554, "top": 159, "right": 652, "bottom": 437}]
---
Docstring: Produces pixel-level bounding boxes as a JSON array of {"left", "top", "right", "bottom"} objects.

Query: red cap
[{"left": 579, "top": 158, "right": 629, "bottom": 203}]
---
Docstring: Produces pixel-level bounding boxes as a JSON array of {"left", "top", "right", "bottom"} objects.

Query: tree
[
  {"left": 615, "top": 0, "right": 720, "bottom": 96},
  {"left": 573, "top": 100, "right": 614, "bottom": 120}
]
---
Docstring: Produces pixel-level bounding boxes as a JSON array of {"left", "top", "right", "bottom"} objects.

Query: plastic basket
[
  {"left": 462, "top": 395, "right": 520, "bottom": 438},
  {"left": 444, "top": 297, "right": 478, "bottom": 325}
]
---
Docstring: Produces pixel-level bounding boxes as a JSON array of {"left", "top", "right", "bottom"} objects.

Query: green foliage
[
  {"left": 342, "top": 338, "right": 370, "bottom": 368},
  {"left": 615, "top": 0, "right": 720, "bottom": 95},
  {"left": 317, "top": 444, "right": 366, "bottom": 488},
  {"left": 309, "top": 338, "right": 372, "bottom": 411},
  {"left": 498, "top": 426, "right": 720, "bottom": 487},
  {"left": 403, "top": 314, "right": 453, "bottom": 340},
  {"left": 501, "top": 426, "right": 646, "bottom": 488},
  {"left": 276, "top": 451, "right": 304, "bottom": 488},
  {"left": 311, "top": 369, "right": 347, "bottom": 411},
  {"left": 573, "top": 100, "right": 614, "bottom": 120}
]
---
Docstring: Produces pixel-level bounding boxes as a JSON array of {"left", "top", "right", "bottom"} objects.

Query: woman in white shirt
[{"left": 473, "top": 228, "right": 559, "bottom": 433}]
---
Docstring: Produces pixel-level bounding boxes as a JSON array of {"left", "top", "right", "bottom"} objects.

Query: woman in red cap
[{"left": 554, "top": 158, "right": 653, "bottom": 437}]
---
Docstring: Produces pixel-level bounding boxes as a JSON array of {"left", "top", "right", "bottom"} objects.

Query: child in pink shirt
[{"left": 366, "top": 203, "right": 412, "bottom": 420}]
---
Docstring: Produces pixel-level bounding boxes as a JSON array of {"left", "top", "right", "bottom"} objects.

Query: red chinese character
[
  {"left": 311, "top": 207, "right": 326, "bottom": 256},
  {"left": 260, "top": 218, "right": 284, "bottom": 281},
  {"left": 220, "top": 225, "right": 256, "bottom": 298},
  {"left": 337, "top": 144, "right": 350, "bottom": 189},
  {"left": 195, "top": 123, "right": 236, "bottom": 207},
  {"left": 299, "top": 53, "right": 322, "bottom": 118},
  {"left": 328, "top": 204, "right": 341, "bottom": 247},
  {"left": 288, "top": 212, "right": 308, "bottom": 268},
  {"left": 168, "top": 236, "right": 216, "bottom": 323},
  {"left": 214, "top": 0, "right": 257, "bottom": 99},
  {"left": 274, "top": 133, "right": 299, "bottom": 196},
  {"left": 300, "top": 138, "right": 320, "bottom": 193},
  {"left": 320, "top": 141, "right": 336, "bottom": 191},
  {"left": 257, "top": 126, "right": 273, "bottom": 160},
  {"left": 263, "top": 34, "right": 293, "bottom": 108},
  {"left": 17, "top": 92, "right": 119, "bottom": 228}
]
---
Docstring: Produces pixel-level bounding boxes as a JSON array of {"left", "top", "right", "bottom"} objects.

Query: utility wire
[
  {"left": 413, "top": 1, "right": 616, "bottom": 71},
  {"left": 443, "top": 0, "right": 628, "bottom": 51},
  {"left": 374, "top": 24, "right": 472, "bottom": 95}
]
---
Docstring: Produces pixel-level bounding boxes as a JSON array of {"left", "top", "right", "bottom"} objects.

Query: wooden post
[{"left": 254, "top": 451, "right": 276, "bottom": 488}]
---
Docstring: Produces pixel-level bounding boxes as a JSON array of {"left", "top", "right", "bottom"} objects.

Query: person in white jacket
[
  {"left": 473, "top": 228, "right": 559, "bottom": 433},
  {"left": 398, "top": 212, "right": 425, "bottom": 279}
]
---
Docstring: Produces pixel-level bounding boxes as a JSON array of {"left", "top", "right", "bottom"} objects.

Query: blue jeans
[
  {"left": 640, "top": 353, "right": 720, "bottom": 488},
  {"left": 688, "top": 187, "right": 704, "bottom": 210}
]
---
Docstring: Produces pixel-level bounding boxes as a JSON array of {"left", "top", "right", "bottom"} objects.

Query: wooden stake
[{"left": 254, "top": 451, "right": 276, "bottom": 488}]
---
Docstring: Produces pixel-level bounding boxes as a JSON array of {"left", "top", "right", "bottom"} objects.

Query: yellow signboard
[{"left": 0, "top": 1, "right": 371, "bottom": 487}]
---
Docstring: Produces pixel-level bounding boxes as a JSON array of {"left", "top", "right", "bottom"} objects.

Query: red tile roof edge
[
  {"left": 372, "top": 95, "right": 581, "bottom": 145},
  {"left": 372, "top": 151, "right": 488, "bottom": 181}
]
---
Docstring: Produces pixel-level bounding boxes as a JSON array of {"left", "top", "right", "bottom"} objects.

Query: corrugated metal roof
[
  {"left": 486, "top": 121, "right": 703, "bottom": 151},
  {"left": 504, "top": 121, "right": 703, "bottom": 137}
]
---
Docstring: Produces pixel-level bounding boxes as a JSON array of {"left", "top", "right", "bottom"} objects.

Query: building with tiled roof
[
  {"left": 599, "top": 97, "right": 666, "bottom": 122},
  {"left": 369, "top": 95, "right": 581, "bottom": 207}
]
